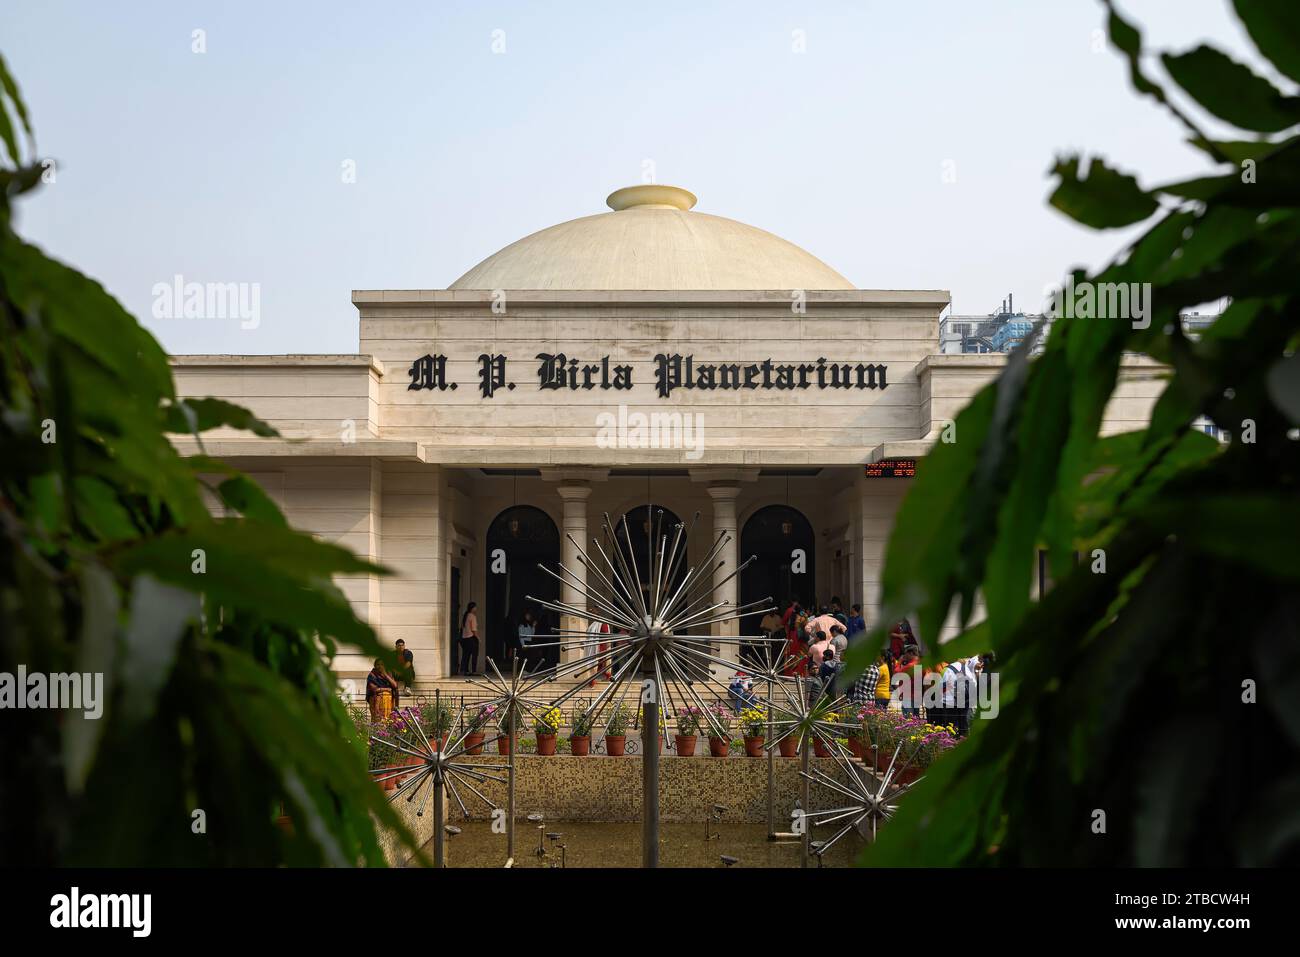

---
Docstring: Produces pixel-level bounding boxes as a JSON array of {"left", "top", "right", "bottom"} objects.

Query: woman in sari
[{"left": 366, "top": 659, "right": 398, "bottom": 722}]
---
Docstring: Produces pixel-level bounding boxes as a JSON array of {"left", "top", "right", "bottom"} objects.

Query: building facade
[{"left": 170, "top": 184, "right": 1165, "bottom": 680}]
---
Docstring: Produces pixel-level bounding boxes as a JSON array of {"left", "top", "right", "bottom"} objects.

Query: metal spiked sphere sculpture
[
  {"left": 740, "top": 638, "right": 804, "bottom": 837},
  {"left": 766, "top": 675, "right": 858, "bottom": 759},
  {"left": 462, "top": 658, "right": 560, "bottom": 863},
  {"left": 764, "top": 675, "right": 861, "bottom": 866},
  {"left": 800, "top": 735, "right": 928, "bottom": 853},
  {"left": 370, "top": 701, "right": 507, "bottom": 867},
  {"left": 526, "top": 508, "right": 781, "bottom": 867}
]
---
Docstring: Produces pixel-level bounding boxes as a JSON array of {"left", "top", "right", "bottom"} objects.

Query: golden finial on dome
[{"left": 605, "top": 184, "right": 697, "bottom": 211}]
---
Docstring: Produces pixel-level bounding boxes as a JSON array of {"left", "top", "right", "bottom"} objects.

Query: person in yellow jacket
[{"left": 874, "top": 654, "right": 892, "bottom": 709}]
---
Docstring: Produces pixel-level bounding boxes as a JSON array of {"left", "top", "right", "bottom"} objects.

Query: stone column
[
  {"left": 706, "top": 483, "right": 742, "bottom": 674},
  {"left": 556, "top": 483, "right": 592, "bottom": 666}
]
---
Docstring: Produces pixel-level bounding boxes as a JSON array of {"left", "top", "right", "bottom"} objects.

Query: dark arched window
[
  {"left": 611, "top": 505, "right": 687, "bottom": 625},
  {"left": 739, "top": 504, "right": 815, "bottom": 665},
  {"left": 484, "top": 506, "right": 560, "bottom": 671}
]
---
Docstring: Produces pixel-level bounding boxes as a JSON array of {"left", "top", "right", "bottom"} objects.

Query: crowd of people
[
  {"left": 744, "top": 598, "right": 993, "bottom": 736},
  {"left": 368, "top": 593, "right": 992, "bottom": 736}
]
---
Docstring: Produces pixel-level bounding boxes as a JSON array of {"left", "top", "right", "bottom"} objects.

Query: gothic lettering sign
[{"left": 407, "top": 352, "right": 888, "bottom": 400}]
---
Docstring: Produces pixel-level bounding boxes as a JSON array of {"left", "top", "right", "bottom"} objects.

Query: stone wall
[
  {"left": 446, "top": 753, "right": 857, "bottom": 823},
  {"left": 376, "top": 783, "right": 441, "bottom": 867}
]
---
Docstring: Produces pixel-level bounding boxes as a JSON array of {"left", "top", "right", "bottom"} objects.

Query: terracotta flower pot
[
  {"left": 895, "top": 766, "right": 921, "bottom": 786},
  {"left": 813, "top": 738, "right": 833, "bottom": 758},
  {"left": 709, "top": 736, "right": 729, "bottom": 757},
  {"left": 497, "top": 736, "right": 512, "bottom": 756},
  {"left": 863, "top": 746, "right": 879, "bottom": 772},
  {"left": 743, "top": 735, "right": 764, "bottom": 757},
  {"left": 847, "top": 737, "right": 864, "bottom": 759},
  {"left": 465, "top": 731, "right": 484, "bottom": 755},
  {"left": 606, "top": 734, "right": 626, "bottom": 756},
  {"left": 675, "top": 734, "right": 697, "bottom": 757},
  {"left": 778, "top": 735, "right": 799, "bottom": 758},
  {"left": 571, "top": 735, "right": 591, "bottom": 756},
  {"left": 396, "top": 753, "right": 422, "bottom": 787},
  {"left": 537, "top": 733, "right": 557, "bottom": 756}
]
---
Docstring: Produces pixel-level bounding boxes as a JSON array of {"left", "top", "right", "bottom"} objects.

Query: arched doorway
[
  {"left": 611, "top": 504, "right": 690, "bottom": 677},
  {"left": 740, "top": 505, "right": 815, "bottom": 665},
  {"left": 484, "top": 505, "right": 560, "bottom": 673},
  {"left": 611, "top": 505, "right": 687, "bottom": 624}
]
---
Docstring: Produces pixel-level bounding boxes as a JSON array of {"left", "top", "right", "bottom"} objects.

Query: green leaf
[
  {"left": 880, "top": 387, "right": 996, "bottom": 644},
  {"left": 1237, "top": 774, "right": 1300, "bottom": 866},
  {"left": 119, "top": 576, "right": 201, "bottom": 725},
  {"left": 1049, "top": 155, "right": 1158, "bottom": 229},
  {"left": 1136, "top": 494, "right": 1300, "bottom": 579},
  {"left": 112, "top": 522, "right": 387, "bottom": 651},
  {"left": 62, "top": 563, "right": 119, "bottom": 793},
  {"left": 1253, "top": 597, "right": 1300, "bottom": 749},
  {"left": 0, "top": 50, "right": 33, "bottom": 148},
  {"left": 163, "top": 396, "right": 279, "bottom": 438},
  {"left": 1188, "top": 136, "right": 1288, "bottom": 165},
  {"left": 71, "top": 476, "right": 138, "bottom": 542},
  {"left": 984, "top": 348, "right": 1071, "bottom": 638},
  {"left": 1265, "top": 350, "right": 1300, "bottom": 422},
  {"left": 1162, "top": 45, "right": 1300, "bottom": 133},
  {"left": 217, "top": 475, "right": 288, "bottom": 526},
  {"left": 207, "top": 642, "right": 415, "bottom": 865},
  {"left": 1133, "top": 717, "right": 1219, "bottom": 866},
  {"left": 1233, "top": 0, "right": 1300, "bottom": 85}
]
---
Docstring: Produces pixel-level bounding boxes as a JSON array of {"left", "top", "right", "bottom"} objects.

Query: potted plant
[
  {"left": 847, "top": 708, "right": 868, "bottom": 758},
  {"left": 416, "top": 701, "right": 452, "bottom": 751},
  {"left": 674, "top": 706, "right": 702, "bottom": 757},
  {"left": 366, "top": 717, "right": 403, "bottom": 791},
  {"left": 605, "top": 705, "right": 628, "bottom": 756},
  {"left": 740, "top": 707, "right": 766, "bottom": 757},
  {"left": 497, "top": 703, "right": 521, "bottom": 755},
  {"left": 813, "top": 712, "right": 839, "bottom": 758},
  {"left": 777, "top": 724, "right": 800, "bottom": 758},
  {"left": 570, "top": 708, "right": 593, "bottom": 756},
  {"left": 707, "top": 702, "right": 733, "bottom": 757},
  {"left": 389, "top": 708, "right": 427, "bottom": 783},
  {"left": 893, "top": 721, "right": 959, "bottom": 784},
  {"left": 534, "top": 706, "right": 562, "bottom": 755},
  {"left": 462, "top": 703, "right": 494, "bottom": 754},
  {"left": 861, "top": 707, "right": 894, "bottom": 771}
]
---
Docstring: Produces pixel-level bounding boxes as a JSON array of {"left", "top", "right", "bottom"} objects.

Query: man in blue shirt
[{"left": 846, "top": 604, "right": 866, "bottom": 643}]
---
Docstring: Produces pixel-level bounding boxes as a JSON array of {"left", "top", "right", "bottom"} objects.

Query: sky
[{"left": 0, "top": 0, "right": 1276, "bottom": 355}]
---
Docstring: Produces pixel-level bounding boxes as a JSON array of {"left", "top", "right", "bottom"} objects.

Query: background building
[
  {"left": 170, "top": 185, "right": 1165, "bottom": 683},
  {"left": 939, "top": 295, "right": 1042, "bottom": 355}
]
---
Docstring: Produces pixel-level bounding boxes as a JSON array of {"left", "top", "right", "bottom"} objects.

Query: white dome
[{"left": 448, "top": 185, "right": 853, "bottom": 291}]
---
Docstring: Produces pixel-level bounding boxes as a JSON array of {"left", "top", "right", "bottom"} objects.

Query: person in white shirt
[
  {"left": 516, "top": 610, "right": 536, "bottom": 671},
  {"left": 458, "top": 603, "right": 479, "bottom": 676},
  {"left": 586, "top": 619, "right": 611, "bottom": 686}
]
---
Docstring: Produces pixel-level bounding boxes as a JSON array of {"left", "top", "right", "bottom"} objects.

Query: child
[{"left": 818, "top": 646, "right": 843, "bottom": 702}]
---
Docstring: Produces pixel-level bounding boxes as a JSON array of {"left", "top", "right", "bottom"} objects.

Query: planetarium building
[{"left": 171, "top": 184, "right": 1161, "bottom": 680}]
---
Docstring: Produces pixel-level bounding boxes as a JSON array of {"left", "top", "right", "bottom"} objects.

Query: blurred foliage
[
  {"left": 853, "top": 0, "right": 1300, "bottom": 866},
  {"left": 0, "top": 52, "right": 418, "bottom": 865}
]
